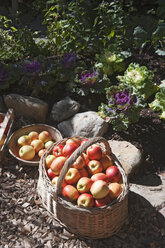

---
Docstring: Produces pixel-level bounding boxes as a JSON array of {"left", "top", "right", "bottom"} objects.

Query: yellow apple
[
  {"left": 17, "top": 135, "right": 31, "bottom": 146},
  {"left": 45, "top": 140, "right": 54, "bottom": 149},
  {"left": 19, "top": 145, "right": 35, "bottom": 160},
  {"left": 28, "top": 131, "right": 39, "bottom": 141},
  {"left": 38, "top": 131, "right": 52, "bottom": 143},
  {"left": 31, "top": 139, "right": 44, "bottom": 153},
  {"left": 45, "top": 154, "right": 56, "bottom": 169}
]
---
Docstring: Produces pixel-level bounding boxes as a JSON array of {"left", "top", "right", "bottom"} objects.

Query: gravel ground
[{"left": 0, "top": 119, "right": 165, "bottom": 248}]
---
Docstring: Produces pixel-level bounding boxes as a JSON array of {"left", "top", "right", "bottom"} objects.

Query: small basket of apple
[
  {"left": 37, "top": 136, "right": 129, "bottom": 239},
  {"left": 8, "top": 124, "right": 63, "bottom": 166},
  {"left": 0, "top": 108, "right": 14, "bottom": 161}
]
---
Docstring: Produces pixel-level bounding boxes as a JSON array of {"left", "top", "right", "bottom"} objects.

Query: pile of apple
[
  {"left": 45, "top": 137, "right": 123, "bottom": 208},
  {"left": 17, "top": 130, "right": 54, "bottom": 161}
]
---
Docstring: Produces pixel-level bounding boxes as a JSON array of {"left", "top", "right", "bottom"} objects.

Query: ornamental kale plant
[
  {"left": 149, "top": 80, "right": 165, "bottom": 120},
  {"left": 98, "top": 84, "right": 145, "bottom": 131},
  {"left": 118, "top": 63, "right": 157, "bottom": 100}
]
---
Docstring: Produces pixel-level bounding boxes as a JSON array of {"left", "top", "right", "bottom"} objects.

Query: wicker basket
[
  {"left": 37, "top": 136, "right": 129, "bottom": 239},
  {"left": 0, "top": 108, "right": 14, "bottom": 162}
]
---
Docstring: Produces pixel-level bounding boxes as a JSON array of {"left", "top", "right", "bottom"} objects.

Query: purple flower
[
  {"left": 115, "top": 90, "right": 131, "bottom": 106},
  {"left": 61, "top": 52, "right": 77, "bottom": 68},
  {"left": 0, "top": 67, "right": 8, "bottom": 81},
  {"left": 24, "top": 61, "right": 41, "bottom": 74},
  {"left": 81, "top": 71, "right": 97, "bottom": 87}
]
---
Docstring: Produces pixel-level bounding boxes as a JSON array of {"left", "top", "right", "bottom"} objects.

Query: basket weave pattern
[{"left": 37, "top": 136, "right": 129, "bottom": 239}]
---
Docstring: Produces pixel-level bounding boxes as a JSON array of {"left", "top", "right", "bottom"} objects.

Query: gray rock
[
  {"left": 58, "top": 111, "right": 109, "bottom": 137},
  {"left": 130, "top": 172, "right": 165, "bottom": 208},
  {"left": 108, "top": 140, "right": 142, "bottom": 176},
  {"left": 0, "top": 96, "right": 7, "bottom": 113},
  {"left": 51, "top": 96, "right": 80, "bottom": 122},
  {"left": 4, "top": 94, "right": 48, "bottom": 122}
]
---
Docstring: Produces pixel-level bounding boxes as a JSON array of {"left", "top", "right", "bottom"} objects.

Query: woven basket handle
[{"left": 55, "top": 136, "right": 112, "bottom": 198}]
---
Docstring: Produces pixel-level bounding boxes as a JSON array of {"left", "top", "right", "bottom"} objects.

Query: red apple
[
  {"left": 78, "top": 167, "right": 89, "bottom": 177},
  {"left": 80, "top": 138, "right": 89, "bottom": 146},
  {"left": 45, "top": 154, "right": 56, "bottom": 169},
  {"left": 76, "top": 177, "right": 93, "bottom": 193},
  {"left": 77, "top": 193, "right": 94, "bottom": 208},
  {"left": 90, "top": 180, "right": 109, "bottom": 199},
  {"left": 87, "top": 144, "right": 103, "bottom": 160},
  {"left": 95, "top": 194, "right": 111, "bottom": 207},
  {"left": 100, "top": 154, "right": 114, "bottom": 170},
  {"left": 47, "top": 168, "right": 56, "bottom": 180},
  {"left": 52, "top": 144, "right": 64, "bottom": 157},
  {"left": 87, "top": 160, "right": 103, "bottom": 175},
  {"left": 82, "top": 153, "right": 90, "bottom": 165},
  {"left": 50, "top": 156, "right": 67, "bottom": 175},
  {"left": 108, "top": 182, "right": 122, "bottom": 199},
  {"left": 106, "top": 166, "right": 122, "bottom": 183},
  {"left": 62, "top": 185, "right": 79, "bottom": 202},
  {"left": 66, "top": 137, "right": 81, "bottom": 146},
  {"left": 72, "top": 154, "right": 86, "bottom": 169},
  {"left": 91, "top": 173, "right": 109, "bottom": 183},
  {"left": 63, "top": 142, "right": 79, "bottom": 157},
  {"left": 38, "top": 131, "right": 52, "bottom": 143},
  {"left": 52, "top": 176, "right": 67, "bottom": 188},
  {"left": 38, "top": 148, "right": 47, "bottom": 158},
  {"left": 65, "top": 168, "right": 80, "bottom": 184}
]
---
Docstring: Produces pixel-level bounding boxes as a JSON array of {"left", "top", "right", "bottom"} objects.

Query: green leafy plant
[
  {"left": 118, "top": 63, "right": 157, "bottom": 100},
  {"left": 98, "top": 84, "right": 145, "bottom": 131},
  {"left": 149, "top": 80, "right": 165, "bottom": 119}
]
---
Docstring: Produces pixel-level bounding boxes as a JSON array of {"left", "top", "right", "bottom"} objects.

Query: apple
[
  {"left": 28, "top": 131, "right": 39, "bottom": 141},
  {"left": 31, "top": 139, "right": 44, "bottom": 153},
  {"left": 38, "top": 131, "right": 52, "bottom": 143},
  {"left": 52, "top": 176, "right": 67, "bottom": 188},
  {"left": 76, "top": 177, "right": 93, "bottom": 193},
  {"left": 106, "top": 166, "right": 122, "bottom": 183},
  {"left": 72, "top": 154, "right": 86, "bottom": 169},
  {"left": 66, "top": 137, "right": 81, "bottom": 146},
  {"left": 95, "top": 194, "right": 111, "bottom": 207},
  {"left": 45, "top": 154, "right": 56, "bottom": 169},
  {"left": 17, "top": 135, "right": 31, "bottom": 146},
  {"left": 0, "top": 134, "right": 6, "bottom": 147},
  {"left": 38, "top": 148, "right": 47, "bottom": 158},
  {"left": 47, "top": 168, "right": 56, "bottom": 180},
  {"left": 108, "top": 182, "right": 122, "bottom": 199},
  {"left": 87, "top": 160, "right": 103, "bottom": 175},
  {"left": 91, "top": 173, "right": 109, "bottom": 183},
  {"left": 45, "top": 140, "right": 54, "bottom": 149},
  {"left": 81, "top": 138, "right": 89, "bottom": 145},
  {"left": 78, "top": 167, "right": 89, "bottom": 177},
  {"left": 50, "top": 156, "right": 67, "bottom": 175},
  {"left": 82, "top": 153, "right": 90, "bottom": 165},
  {"left": 62, "top": 185, "right": 79, "bottom": 202},
  {"left": 87, "top": 144, "right": 103, "bottom": 160},
  {"left": 77, "top": 193, "right": 94, "bottom": 208},
  {"left": 65, "top": 168, "right": 80, "bottom": 184},
  {"left": 19, "top": 145, "right": 35, "bottom": 160},
  {"left": 63, "top": 142, "right": 79, "bottom": 157},
  {"left": 100, "top": 154, "right": 114, "bottom": 170},
  {"left": 90, "top": 180, "right": 109, "bottom": 199},
  {"left": 52, "top": 144, "right": 64, "bottom": 157}
]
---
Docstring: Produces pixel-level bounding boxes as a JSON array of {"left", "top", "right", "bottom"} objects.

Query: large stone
[
  {"left": 108, "top": 140, "right": 143, "bottom": 176},
  {"left": 50, "top": 96, "right": 80, "bottom": 123},
  {"left": 57, "top": 111, "right": 109, "bottom": 137},
  {"left": 3, "top": 94, "right": 48, "bottom": 122}
]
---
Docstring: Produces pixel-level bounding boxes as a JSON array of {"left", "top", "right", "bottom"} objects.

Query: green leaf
[
  {"left": 133, "top": 26, "right": 148, "bottom": 47},
  {"left": 155, "top": 49, "right": 165, "bottom": 56},
  {"left": 152, "top": 23, "right": 165, "bottom": 39}
]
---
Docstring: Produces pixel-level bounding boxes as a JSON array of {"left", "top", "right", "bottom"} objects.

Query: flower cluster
[
  {"left": 24, "top": 61, "right": 41, "bottom": 74},
  {"left": 61, "top": 52, "right": 77, "bottom": 69},
  {"left": 80, "top": 71, "right": 98, "bottom": 87},
  {"left": 98, "top": 84, "right": 145, "bottom": 131}
]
